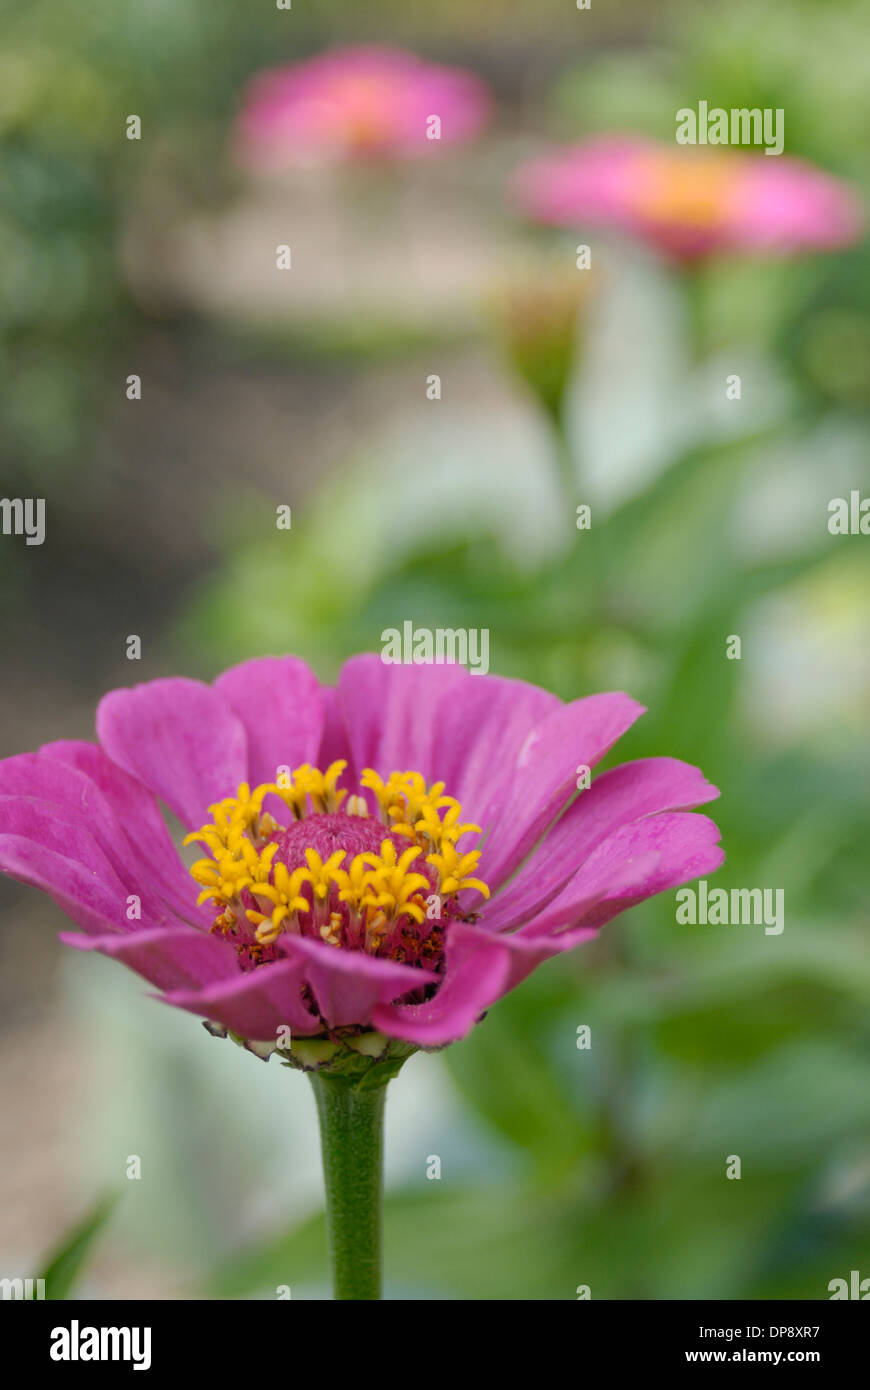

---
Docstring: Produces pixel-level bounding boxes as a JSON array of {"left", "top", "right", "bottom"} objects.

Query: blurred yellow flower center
[
  {"left": 331, "top": 78, "right": 393, "bottom": 148},
  {"left": 632, "top": 155, "right": 739, "bottom": 228}
]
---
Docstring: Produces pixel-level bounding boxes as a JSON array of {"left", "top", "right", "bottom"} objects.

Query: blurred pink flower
[
  {"left": 514, "top": 135, "right": 864, "bottom": 262},
  {"left": 234, "top": 45, "right": 490, "bottom": 169}
]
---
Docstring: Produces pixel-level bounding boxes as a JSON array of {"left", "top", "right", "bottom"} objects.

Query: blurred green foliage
[{"left": 2, "top": 0, "right": 868, "bottom": 1299}]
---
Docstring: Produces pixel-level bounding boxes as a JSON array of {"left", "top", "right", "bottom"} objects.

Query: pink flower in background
[
  {"left": 234, "top": 45, "right": 490, "bottom": 169},
  {"left": 0, "top": 655, "right": 722, "bottom": 1047},
  {"left": 514, "top": 135, "right": 864, "bottom": 262}
]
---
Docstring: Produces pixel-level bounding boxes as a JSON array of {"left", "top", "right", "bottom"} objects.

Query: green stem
[{"left": 309, "top": 1073, "right": 387, "bottom": 1300}]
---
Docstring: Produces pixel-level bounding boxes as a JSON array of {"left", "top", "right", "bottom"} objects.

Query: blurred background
[{"left": 1, "top": 0, "right": 869, "bottom": 1299}]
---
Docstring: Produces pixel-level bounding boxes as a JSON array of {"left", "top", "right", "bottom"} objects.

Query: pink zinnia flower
[
  {"left": 233, "top": 45, "right": 490, "bottom": 170},
  {"left": 0, "top": 655, "right": 723, "bottom": 1050},
  {"left": 514, "top": 135, "right": 864, "bottom": 262}
]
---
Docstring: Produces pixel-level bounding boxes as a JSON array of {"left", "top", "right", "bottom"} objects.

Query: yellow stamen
[
  {"left": 320, "top": 912, "right": 344, "bottom": 947},
  {"left": 426, "top": 840, "right": 490, "bottom": 899},
  {"left": 247, "top": 862, "right": 313, "bottom": 945},
  {"left": 185, "top": 764, "right": 490, "bottom": 952},
  {"left": 304, "top": 848, "right": 348, "bottom": 901}
]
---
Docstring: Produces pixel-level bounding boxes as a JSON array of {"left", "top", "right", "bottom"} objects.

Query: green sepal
[
  {"left": 204, "top": 1020, "right": 417, "bottom": 1085},
  {"left": 278, "top": 1030, "right": 416, "bottom": 1088}
]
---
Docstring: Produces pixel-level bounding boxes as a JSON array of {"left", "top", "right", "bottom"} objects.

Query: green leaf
[{"left": 37, "top": 1192, "right": 119, "bottom": 1300}]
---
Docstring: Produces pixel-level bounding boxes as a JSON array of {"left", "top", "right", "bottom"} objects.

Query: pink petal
[
  {"left": 337, "top": 654, "right": 468, "bottom": 786},
  {"left": 521, "top": 810, "right": 724, "bottom": 940},
  {"left": 0, "top": 797, "right": 143, "bottom": 935},
  {"left": 482, "top": 756, "right": 719, "bottom": 932},
  {"left": 213, "top": 656, "right": 324, "bottom": 790},
  {"left": 283, "top": 932, "right": 438, "bottom": 1030},
  {"left": 493, "top": 852, "right": 664, "bottom": 993},
  {"left": 429, "top": 674, "right": 560, "bottom": 825},
  {"left": 372, "top": 921, "right": 512, "bottom": 1046},
  {"left": 162, "top": 956, "right": 323, "bottom": 1039},
  {"left": 478, "top": 692, "right": 646, "bottom": 892},
  {"left": 384, "top": 854, "right": 660, "bottom": 1029},
  {"left": 96, "top": 677, "right": 248, "bottom": 830},
  {"left": 736, "top": 158, "right": 864, "bottom": 252},
  {"left": 472, "top": 813, "right": 723, "bottom": 998},
  {"left": 317, "top": 684, "right": 354, "bottom": 779},
  {"left": 0, "top": 755, "right": 134, "bottom": 885},
  {"left": 37, "top": 741, "right": 209, "bottom": 928},
  {"left": 60, "top": 924, "right": 236, "bottom": 991}
]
